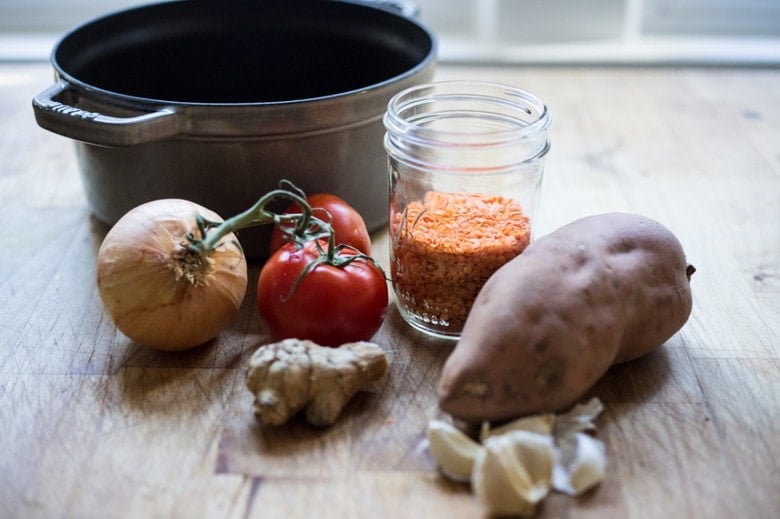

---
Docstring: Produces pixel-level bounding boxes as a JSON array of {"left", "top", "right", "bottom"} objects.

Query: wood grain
[{"left": 1, "top": 63, "right": 778, "bottom": 518}]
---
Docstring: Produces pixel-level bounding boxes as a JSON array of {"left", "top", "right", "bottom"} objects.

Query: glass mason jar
[{"left": 384, "top": 80, "right": 550, "bottom": 339}]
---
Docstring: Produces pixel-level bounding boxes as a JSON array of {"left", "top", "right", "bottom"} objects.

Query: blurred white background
[{"left": 1, "top": 0, "right": 779, "bottom": 64}]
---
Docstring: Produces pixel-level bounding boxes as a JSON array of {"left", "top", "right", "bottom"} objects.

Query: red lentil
[{"left": 390, "top": 191, "right": 531, "bottom": 334}]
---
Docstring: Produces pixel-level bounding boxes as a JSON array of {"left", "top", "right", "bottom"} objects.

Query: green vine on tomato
[
  {"left": 185, "top": 180, "right": 320, "bottom": 255},
  {"left": 283, "top": 222, "right": 387, "bottom": 302},
  {"left": 268, "top": 190, "right": 373, "bottom": 256},
  {"left": 257, "top": 194, "right": 388, "bottom": 347},
  {"left": 183, "top": 177, "right": 382, "bottom": 298},
  {"left": 180, "top": 177, "right": 388, "bottom": 346}
]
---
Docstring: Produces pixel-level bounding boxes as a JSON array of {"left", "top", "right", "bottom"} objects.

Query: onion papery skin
[{"left": 97, "top": 199, "right": 248, "bottom": 351}]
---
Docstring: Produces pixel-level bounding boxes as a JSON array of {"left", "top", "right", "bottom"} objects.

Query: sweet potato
[{"left": 437, "top": 213, "right": 695, "bottom": 423}]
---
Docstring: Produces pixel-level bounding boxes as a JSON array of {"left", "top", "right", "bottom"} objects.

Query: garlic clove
[
  {"left": 427, "top": 420, "right": 482, "bottom": 482},
  {"left": 480, "top": 413, "right": 555, "bottom": 442},
  {"left": 472, "top": 430, "right": 555, "bottom": 517},
  {"left": 552, "top": 432, "right": 607, "bottom": 496}
]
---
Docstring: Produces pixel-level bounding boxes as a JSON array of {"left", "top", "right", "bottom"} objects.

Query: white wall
[
  {"left": 415, "top": 0, "right": 780, "bottom": 64},
  {"left": 1, "top": 0, "right": 779, "bottom": 64}
]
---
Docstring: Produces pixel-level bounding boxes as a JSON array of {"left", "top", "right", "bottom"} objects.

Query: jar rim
[{"left": 384, "top": 80, "right": 550, "bottom": 144}]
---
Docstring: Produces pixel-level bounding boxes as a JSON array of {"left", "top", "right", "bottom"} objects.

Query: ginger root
[{"left": 245, "top": 339, "right": 388, "bottom": 427}]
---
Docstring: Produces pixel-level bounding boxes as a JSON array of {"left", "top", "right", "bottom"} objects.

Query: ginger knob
[{"left": 245, "top": 339, "right": 388, "bottom": 427}]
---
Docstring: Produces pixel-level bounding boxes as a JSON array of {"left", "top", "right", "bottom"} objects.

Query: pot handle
[{"left": 32, "top": 80, "right": 180, "bottom": 147}]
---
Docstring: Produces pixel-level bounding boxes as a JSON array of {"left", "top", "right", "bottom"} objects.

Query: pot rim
[{"left": 49, "top": 0, "right": 437, "bottom": 111}]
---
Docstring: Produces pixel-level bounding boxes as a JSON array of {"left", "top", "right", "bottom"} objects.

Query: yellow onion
[{"left": 97, "top": 199, "right": 248, "bottom": 351}]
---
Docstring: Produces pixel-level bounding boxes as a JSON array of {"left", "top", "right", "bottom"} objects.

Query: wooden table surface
[{"left": 1, "top": 63, "right": 778, "bottom": 519}]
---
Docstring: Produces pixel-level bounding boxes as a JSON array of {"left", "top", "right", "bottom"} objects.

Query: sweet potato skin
[{"left": 437, "top": 213, "right": 694, "bottom": 423}]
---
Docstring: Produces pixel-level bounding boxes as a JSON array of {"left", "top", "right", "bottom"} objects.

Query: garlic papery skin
[
  {"left": 551, "top": 397, "right": 606, "bottom": 496},
  {"left": 554, "top": 397, "right": 604, "bottom": 438},
  {"left": 552, "top": 432, "right": 607, "bottom": 496},
  {"left": 427, "top": 420, "right": 482, "bottom": 482},
  {"left": 472, "top": 430, "right": 554, "bottom": 517}
]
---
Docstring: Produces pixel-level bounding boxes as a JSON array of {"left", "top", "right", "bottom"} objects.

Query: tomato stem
[
  {"left": 188, "top": 182, "right": 315, "bottom": 254},
  {"left": 283, "top": 236, "right": 387, "bottom": 302},
  {"left": 181, "top": 180, "right": 388, "bottom": 303}
]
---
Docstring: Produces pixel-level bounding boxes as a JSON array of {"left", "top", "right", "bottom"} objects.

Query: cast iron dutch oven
[{"left": 33, "top": 0, "right": 436, "bottom": 257}]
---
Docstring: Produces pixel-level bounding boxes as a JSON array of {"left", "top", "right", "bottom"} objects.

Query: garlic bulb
[{"left": 427, "top": 397, "right": 607, "bottom": 516}]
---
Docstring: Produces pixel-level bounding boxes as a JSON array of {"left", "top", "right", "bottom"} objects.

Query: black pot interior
[{"left": 54, "top": 0, "right": 434, "bottom": 104}]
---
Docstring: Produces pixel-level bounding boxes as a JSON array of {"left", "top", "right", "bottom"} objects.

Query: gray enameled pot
[{"left": 33, "top": 0, "right": 436, "bottom": 258}]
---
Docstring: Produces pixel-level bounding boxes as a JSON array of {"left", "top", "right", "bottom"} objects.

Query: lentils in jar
[{"left": 391, "top": 191, "right": 531, "bottom": 336}]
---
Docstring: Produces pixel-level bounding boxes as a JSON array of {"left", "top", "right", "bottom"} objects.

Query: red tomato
[
  {"left": 257, "top": 240, "right": 388, "bottom": 346},
  {"left": 269, "top": 193, "right": 372, "bottom": 255}
]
